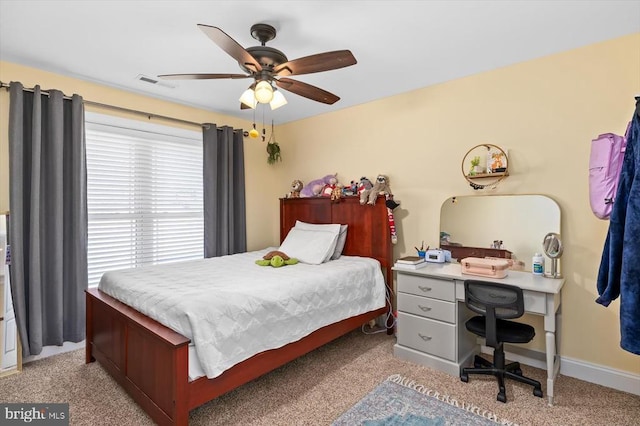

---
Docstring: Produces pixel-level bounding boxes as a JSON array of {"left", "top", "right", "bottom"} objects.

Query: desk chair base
[{"left": 460, "top": 354, "right": 543, "bottom": 403}]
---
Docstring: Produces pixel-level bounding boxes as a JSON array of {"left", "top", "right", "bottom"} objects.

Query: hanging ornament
[
  {"left": 248, "top": 124, "right": 259, "bottom": 139},
  {"left": 248, "top": 107, "right": 259, "bottom": 138},
  {"left": 266, "top": 119, "right": 282, "bottom": 165}
]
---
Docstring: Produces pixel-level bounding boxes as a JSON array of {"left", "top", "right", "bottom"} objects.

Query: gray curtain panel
[
  {"left": 8, "top": 82, "right": 88, "bottom": 356},
  {"left": 203, "top": 124, "right": 247, "bottom": 257}
]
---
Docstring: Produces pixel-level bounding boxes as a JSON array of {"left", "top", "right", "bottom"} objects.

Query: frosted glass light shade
[
  {"left": 239, "top": 88, "right": 257, "bottom": 108},
  {"left": 270, "top": 90, "right": 288, "bottom": 110},
  {"left": 254, "top": 80, "right": 274, "bottom": 103}
]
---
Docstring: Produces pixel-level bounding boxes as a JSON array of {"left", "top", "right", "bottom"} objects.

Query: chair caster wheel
[
  {"left": 534, "top": 388, "right": 544, "bottom": 398},
  {"left": 497, "top": 392, "right": 507, "bottom": 403},
  {"left": 514, "top": 368, "right": 522, "bottom": 376},
  {"left": 460, "top": 373, "right": 468, "bottom": 383}
]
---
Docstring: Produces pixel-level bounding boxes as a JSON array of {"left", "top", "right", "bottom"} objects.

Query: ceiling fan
[{"left": 158, "top": 23, "right": 357, "bottom": 110}]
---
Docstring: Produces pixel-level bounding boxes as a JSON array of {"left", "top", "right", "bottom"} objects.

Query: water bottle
[{"left": 532, "top": 253, "right": 544, "bottom": 276}]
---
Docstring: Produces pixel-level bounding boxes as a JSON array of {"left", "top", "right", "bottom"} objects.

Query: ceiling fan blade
[
  {"left": 197, "top": 24, "right": 262, "bottom": 73},
  {"left": 158, "top": 73, "right": 250, "bottom": 80},
  {"left": 240, "top": 103, "right": 251, "bottom": 110},
  {"left": 274, "top": 50, "right": 356, "bottom": 76},
  {"left": 275, "top": 78, "right": 340, "bottom": 105}
]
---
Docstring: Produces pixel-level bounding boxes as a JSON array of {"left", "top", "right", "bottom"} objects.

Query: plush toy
[
  {"left": 321, "top": 175, "right": 339, "bottom": 197},
  {"left": 255, "top": 250, "right": 299, "bottom": 267},
  {"left": 300, "top": 173, "right": 337, "bottom": 197},
  {"left": 357, "top": 177, "right": 373, "bottom": 197},
  {"left": 386, "top": 199, "right": 398, "bottom": 244},
  {"left": 343, "top": 180, "right": 357, "bottom": 196},
  {"left": 331, "top": 183, "right": 343, "bottom": 202},
  {"left": 360, "top": 174, "right": 393, "bottom": 205},
  {"left": 287, "top": 180, "right": 303, "bottom": 198}
]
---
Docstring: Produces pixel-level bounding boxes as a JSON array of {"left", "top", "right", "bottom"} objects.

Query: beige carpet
[{"left": 1, "top": 330, "right": 638, "bottom": 425}]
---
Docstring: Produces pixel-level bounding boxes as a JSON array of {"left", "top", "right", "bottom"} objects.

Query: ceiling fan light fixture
[
  {"left": 239, "top": 88, "right": 257, "bottom": 108},
  {"left": 254, "top": 80, "right": 274, "bottom": 103},
  {"left": 269, "top": 89, "right": 288, "bottom": 110},
  {"left": 161, "top": 24, "right": 358, "bottom": 112}
]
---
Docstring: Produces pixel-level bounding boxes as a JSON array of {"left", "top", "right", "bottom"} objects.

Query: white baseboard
[
  {"left": 481, "top": 344, "right": 640, "bottom": 396},
  {"left": 560, "top": 355, "right": 640, "bottom": 396}
]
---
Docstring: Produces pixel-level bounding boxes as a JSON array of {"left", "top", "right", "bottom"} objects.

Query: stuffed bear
[
  {"left": 287, "top": 179, "right": 303, "bottom": 198},
  {"left": 361, "top": 174, "right": 393, "bottom": 205},
  {"left": 300, "top": 173, "right": 337, "bottom": 197}
]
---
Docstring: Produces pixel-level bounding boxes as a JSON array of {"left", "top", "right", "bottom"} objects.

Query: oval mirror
[
  {"left": 542, "top": 232, "right": 563, "bottom": 258},
  {"left": 461, "top": 144, "right": 509, "bottom": 190},
  {"left": 542, "top": 232, "right": 563, "bottom": 278}
]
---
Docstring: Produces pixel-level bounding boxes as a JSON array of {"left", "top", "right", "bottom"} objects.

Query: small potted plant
[{"left": 469, "top": 156, "right": 482, "bottom": 175}]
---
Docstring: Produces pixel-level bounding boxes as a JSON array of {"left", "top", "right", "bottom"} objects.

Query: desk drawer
[
  {"left": 397, "top": 312, "right": 455, "bottom": 361},
  {"left": 523, "top": 290, "right": 546, "bottom": 315},
  {"left": 456, "top": 280, "right": 549, "bottom": 315},
  {"left": 398, "top": 275, "right": 455, "bottom": 302},
  {"left": 398, "top": 293, "right": 456, "bottom": 323}
]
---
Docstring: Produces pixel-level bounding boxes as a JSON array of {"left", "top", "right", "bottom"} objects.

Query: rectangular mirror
[{"left": 440, "top": 195, "right": 561, "bottom": 272}]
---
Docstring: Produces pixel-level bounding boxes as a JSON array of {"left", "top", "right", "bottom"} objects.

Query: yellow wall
[
  {"left": 1, "top": 33, "right": 639, "bottom": 375},
  {"left": 278, "top": 33, "right": 640, "bottom": 374}
]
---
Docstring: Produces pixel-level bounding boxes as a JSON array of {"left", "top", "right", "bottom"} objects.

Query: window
[{"left": 85, "top": 114, "right": 203, "bottom": 287}]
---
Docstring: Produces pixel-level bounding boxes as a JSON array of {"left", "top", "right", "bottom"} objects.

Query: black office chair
[{"left": 460, "top": 280, "right": 543, "bottom": 403}]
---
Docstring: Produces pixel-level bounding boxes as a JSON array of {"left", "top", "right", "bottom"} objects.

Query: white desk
[{"left": 393, "top": 262, "right": 564, "bottom": 405}]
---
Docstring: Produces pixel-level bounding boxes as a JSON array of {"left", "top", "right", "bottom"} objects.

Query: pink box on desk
[{"left": 460, "top": 257, "right": 509, "bottom": 279}]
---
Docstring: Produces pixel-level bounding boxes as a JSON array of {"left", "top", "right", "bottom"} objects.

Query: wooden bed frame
[{"left": 85, "top": 196, "right": 394, "bottom": 425}]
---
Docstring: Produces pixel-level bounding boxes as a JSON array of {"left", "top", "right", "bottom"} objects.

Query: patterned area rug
[{"left": 332, "top": 374, "right": 518, "bottom": 426}]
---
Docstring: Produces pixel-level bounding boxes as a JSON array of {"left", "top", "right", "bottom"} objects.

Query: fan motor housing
[{"left": 242, "top": 46, "right": 288, "bottom": 72}]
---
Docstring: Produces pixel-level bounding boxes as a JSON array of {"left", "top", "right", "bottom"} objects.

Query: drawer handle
[
  {"left": 418, "top": 285, "right": 432, "bottom": 292},
  {"left": 418, "top": 333, "right": 432, "bottom": 341},
  {"left": 418, "top": 305, "right": 432, "bottom": 312}
]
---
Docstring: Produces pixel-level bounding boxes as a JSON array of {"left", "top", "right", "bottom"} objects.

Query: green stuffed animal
[{"left": 255, "top": 250, "right": 299, "bottom": 268}]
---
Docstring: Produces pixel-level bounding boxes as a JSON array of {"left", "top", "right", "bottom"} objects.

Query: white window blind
[{"left": 85, "top": 115, "right": 203, "bottom": 287}]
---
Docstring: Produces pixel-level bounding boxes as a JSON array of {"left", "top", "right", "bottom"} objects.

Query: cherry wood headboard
[{"left": 279, "top": 195, "right": 393, "bottom": 289}]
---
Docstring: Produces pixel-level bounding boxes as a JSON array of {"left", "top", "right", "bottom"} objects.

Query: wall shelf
[{"left": 467, "top": 171, "right": 508, "bottom": 180}]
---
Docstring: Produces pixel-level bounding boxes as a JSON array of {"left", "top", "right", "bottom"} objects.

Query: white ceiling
[{"left": 1, "top": 1, "right": 638, "bottom": 124}]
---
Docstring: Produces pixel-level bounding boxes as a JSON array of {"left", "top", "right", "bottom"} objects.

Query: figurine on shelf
[{"left": 488, "top": 149, "right": 507, "bottom": 173}]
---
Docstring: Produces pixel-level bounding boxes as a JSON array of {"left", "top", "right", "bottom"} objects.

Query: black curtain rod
[{"left": 0, "top": 81, "right": 247, "bottom": 132}]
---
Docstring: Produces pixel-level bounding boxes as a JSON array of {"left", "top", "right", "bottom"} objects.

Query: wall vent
[{"left": 135, "top": 74, "right": 177, "bottom": 89}]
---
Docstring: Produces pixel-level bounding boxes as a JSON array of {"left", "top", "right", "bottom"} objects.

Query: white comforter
[{"left": 98, "top": 248, "right": 386, "bottom": 379}]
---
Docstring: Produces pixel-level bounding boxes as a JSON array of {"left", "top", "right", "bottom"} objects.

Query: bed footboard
[
  {"left": 87, "top": 288, "right": 387, "bottom": 425},
  {"left": 86, "top": 288, "right": 191, "bottom": 426}
]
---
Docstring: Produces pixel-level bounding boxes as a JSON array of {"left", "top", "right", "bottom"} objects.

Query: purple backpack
[{"left": 588, "top": 123, "right": 630, "bottom": 220}]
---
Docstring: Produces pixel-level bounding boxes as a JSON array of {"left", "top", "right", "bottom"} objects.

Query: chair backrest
[
  {"left": 464, "top": 280, "right": 525, "bottom": 348},
  {"left": 464, "top": 280, "right": 525, "bottom": 319}
]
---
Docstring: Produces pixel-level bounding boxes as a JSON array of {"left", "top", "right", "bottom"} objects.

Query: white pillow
[
  {"left": 279, "top": 227, "right": 340, "bottom": 265},
  {"left": 294, "top": 221, "right": 348, "bottom": 260}
]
